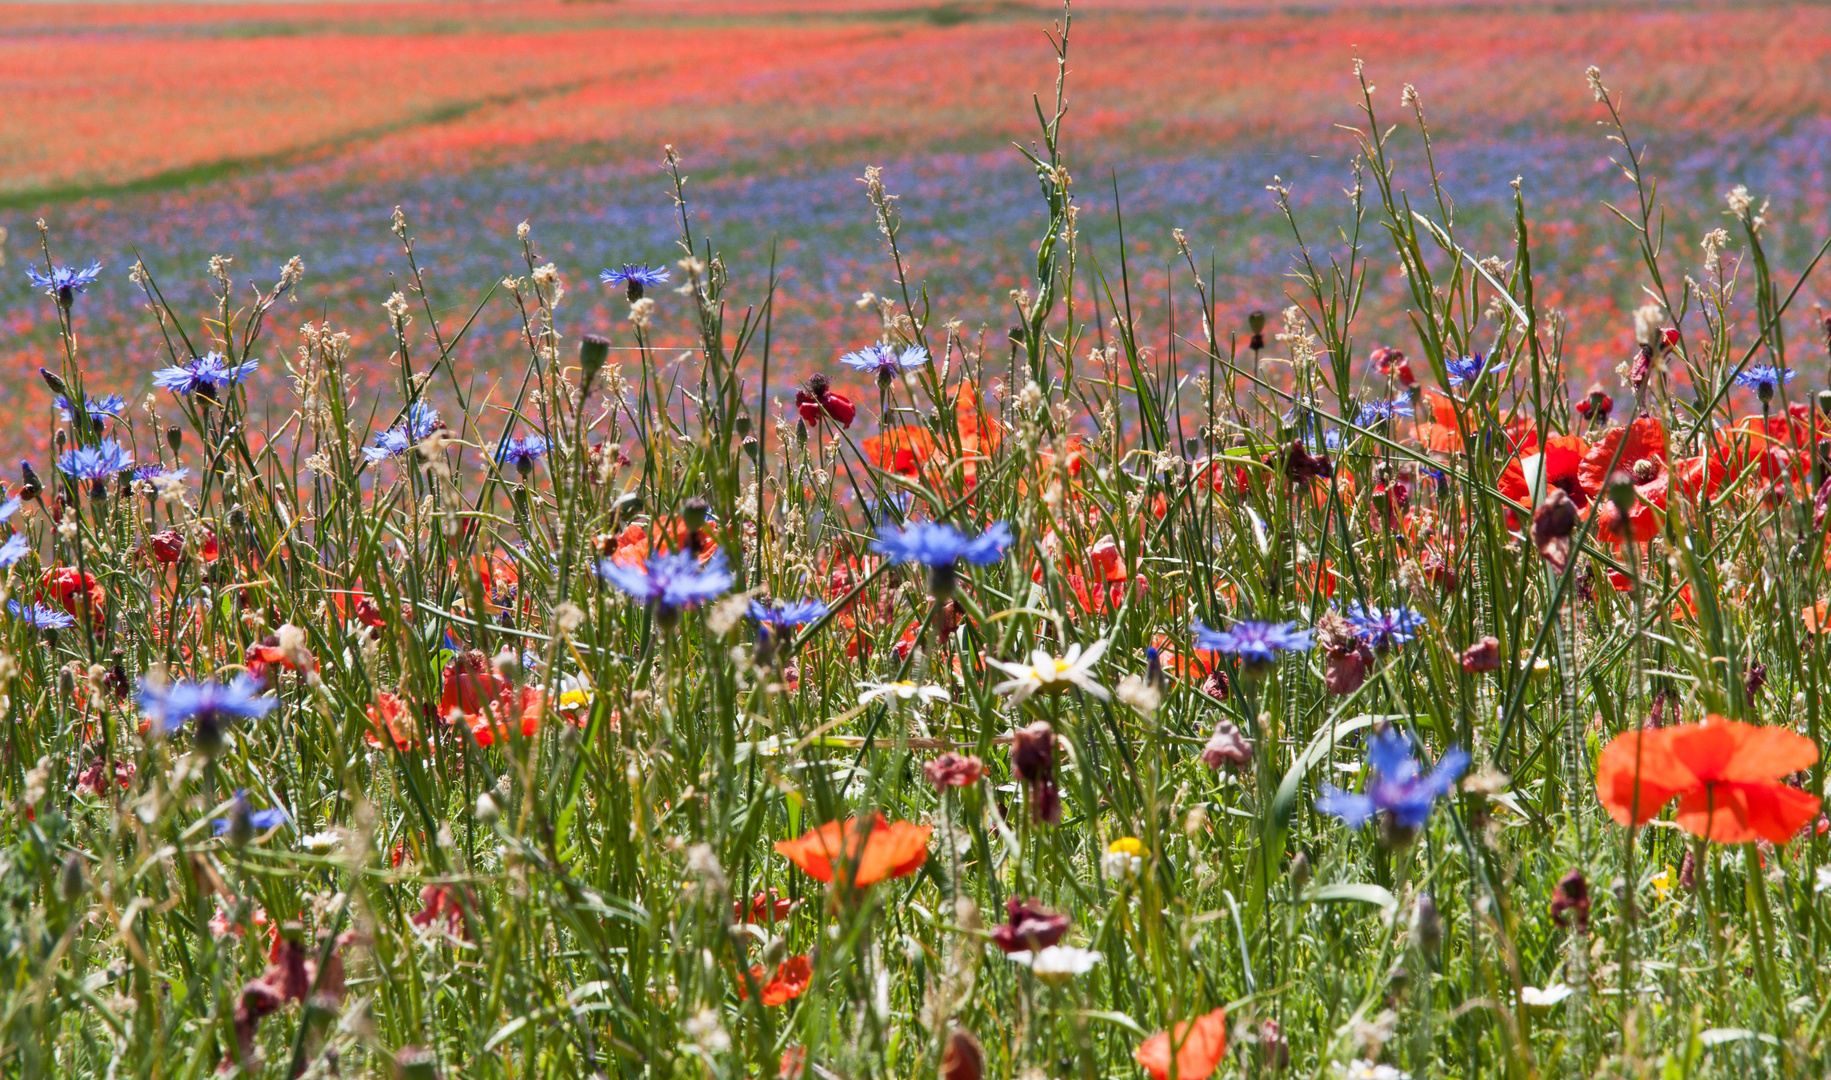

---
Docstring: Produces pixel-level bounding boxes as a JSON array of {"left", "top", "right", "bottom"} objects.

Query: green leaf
[{"left": 1305, "top": 883, "right": 1398, "bottom": 916}]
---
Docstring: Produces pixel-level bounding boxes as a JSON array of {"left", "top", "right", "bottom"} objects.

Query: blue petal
[{"left": 1315, "top": 786, "right": 1377, "bottom": 829}]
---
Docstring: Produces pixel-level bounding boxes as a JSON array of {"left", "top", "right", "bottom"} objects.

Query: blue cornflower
[
  {"left": 0, "top": 496, "right": 19, "bottom": 523},
  {"left": 8, "top": 600, "right": 73, "bottom": 630},
  {"left": 133, "top": 464, "right": 189, "bottom": 484},
  {"left": 212, "top": 790, "right": 290, "bottom": 839},
  {"left": 1315, "top": 727, "right": 1468, "bottom": 833},
  {"left": 839, "top": 344, "right": 929, "bottom": 385},
  {"left": 1192, "top": 618, "right": 1314, "bottom": 669},
  {"left": 1444, "top": 353, "right": 1506, "bottom": 387},
  {"left": 497, "top": 434, "right": 549, "bottom": 475},
  {"left": 600, "top": 263, "right": 671, "bottom": 300},
  {"left": 749, "top": 598, "right": 830, "bottom": 628},
  {"left": 55, "top": 394, "right": 126, "bottom": 423},
  {"left": 872, "top": 521, "right": 1012, "bottom": 568},
  {"left": 872, "top": 520, "right": 1013, "bottom": 596},
  {"left": 1734, "top": 364, "right": 1795, "bottom": 399},
  {"left": 1343, "top": 603, "right": 1429, "bottom": 649},
  {"left": 363, "top": 403, "right": 442, "bottom": 462},
  {"left": 0, "top": 534, "right": 31, "bottom": 568},
  {"left": 152, "top": 351, "right": 259, "bottom": 396},
  {"left": 55, "top": 438, "right": 134, "bottom": 481},
  {"left": 137, "top": 675, "right": 277, "bottom": 737},
  {"left": 598, "top": 548, "right": 734, "bottom": 620},
  {"left": 1355, "top": 397, "right": 1415, "bottom": 426},
  {"left": 26, "top": 261, "right": 102, "bottom": 302}
]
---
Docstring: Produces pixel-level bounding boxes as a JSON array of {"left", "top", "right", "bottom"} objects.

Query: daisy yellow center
[{"left": 1053, "top": 658, "right": 1075, "bottom": 673}]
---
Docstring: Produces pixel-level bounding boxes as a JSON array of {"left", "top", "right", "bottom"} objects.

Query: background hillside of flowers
[{"left": 5, "top": 1, "right": 1831, "bottom": 1078}]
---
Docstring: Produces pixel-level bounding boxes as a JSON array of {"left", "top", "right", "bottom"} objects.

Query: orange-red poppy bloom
[
  {"left": 1414, "top": 389, "right": 1464, "bottom": 453},
  {"left": 1499, "top": 433, "right": 1588, "bottom": 509},
  {"left": 365, "top": 692, "right": 419, "bottom": 751},
  {"left": 862, "top": 427, "right": 940, "bottom": 479},
  {"left": 740, "top": 955, "right": 813, "bottom": 1006},
  {"left": 1135, "top": 1007, "right": 1229, "bottom": 1080},
  {"left": 40, "top": 566, "right": 105, "bottom": 623},
  {"left": 1578, "top": 417, "right": 1668, "bottom": 542},
  {"left": 465, "top": 685, "right": 545, "bottom": 747},
  {"left": 774, "top": 815, "right": 930, "bottom": 887},
  {"left": 1596, "top": 717, "right": 1820, "bottom": 844}
]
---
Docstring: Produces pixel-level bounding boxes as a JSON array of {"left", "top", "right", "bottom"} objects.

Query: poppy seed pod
[{"left": 167, "top": 425, "right": 184, "bottom": 454}]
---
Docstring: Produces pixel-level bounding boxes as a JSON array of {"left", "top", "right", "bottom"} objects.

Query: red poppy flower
[
  {"left": 735, "top": 888, "right": 794, "bottom": 926},
  {"left": 1135, "top": 1007, "right": 1229, "bottom": 1080},
  {"left": 774, "top": 814, "right": 930, "bottom": 887},
  {"left": 1578, "top": 417, "right": 1668, "bottom": 542},
  {"left": 795, "top": 374, "right": 856, "bottom": 428},
  {"left": 365, "top": 692, "right": 419, "bottom": 751},
  {"left": 411, "top": 884, "right": 475, "bottom": 939},
  {"left": 40, "top": 566, "right": 105, "bottom": 623},
  {"left": 1498, "top": 433, "right": 1589, "bottom": 508},
  {"left": 740, "top": 955, "right": 812, "bottom": 1006},
  {"left": 862, "top": 427, "right": 939, "bottom": 479},
  {"left": 466, "top": 685, "right": 544, "bottom": 746},
  {"left": 1596, "top": 717, "right": 1820, "bottom": 844},
  {"left": 440, "top": 651, "right": 504, "bottom": 717},
  {"left": 1414, "top": 389, "right": 1463, "bottom": 453}
]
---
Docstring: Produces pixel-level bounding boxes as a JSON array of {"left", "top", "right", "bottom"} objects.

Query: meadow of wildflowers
[{"left": 6, "top": 1, "right": 1831, "bottom": 1077}]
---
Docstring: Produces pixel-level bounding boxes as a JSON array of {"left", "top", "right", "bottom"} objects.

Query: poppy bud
[
  {"left": 1606, "top": 470, "right": 1637, "bottom": 515},
  {"left": 941, "top": 1028, "right": 984, "bottom": 1080},
  {"left": 61, "top": 853, "right": 86, "bottom": 903},
  {"left": 1659, "top": 327, "right": 1680, "bottom": 350},
  {"left": 225, "top": 797, "right": 254, "bottom": 849},
  {"left": 578, "top": 333, "right": 611, "bottom": 392},
  {"left": 1289, "top": 851, "right": 1311, "bottom": 890},
  {"left": 1410, "top": 894, "right": 1442, "bottom": 953}
]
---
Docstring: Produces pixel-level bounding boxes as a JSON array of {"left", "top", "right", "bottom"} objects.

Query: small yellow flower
[
  {"left": 1103, "top": 836, "right": 1146, "bottom": 880},
  {"left": 1650, "top": 863, "right": 1675, "bottom": 901}
]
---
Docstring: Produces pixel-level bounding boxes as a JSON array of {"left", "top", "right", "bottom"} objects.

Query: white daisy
[
  {"left": 856, "top": 680, "right": 951, "bottom": 707},
  {"left": 1339, "top": 1061, "right": 1411, "bottom": 1080},
  {"left": 299, "top": 830, "right": 342, "bottom": 853},
  {"left": 1519, "top": 983, "right": 1574, "bottom": 1007},
  {"left": 988, "top": 640, "right": 1110, "bottom": 704},
  {"left": 1005, "top": 945, "right": 1102, "bottom": 982}
]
